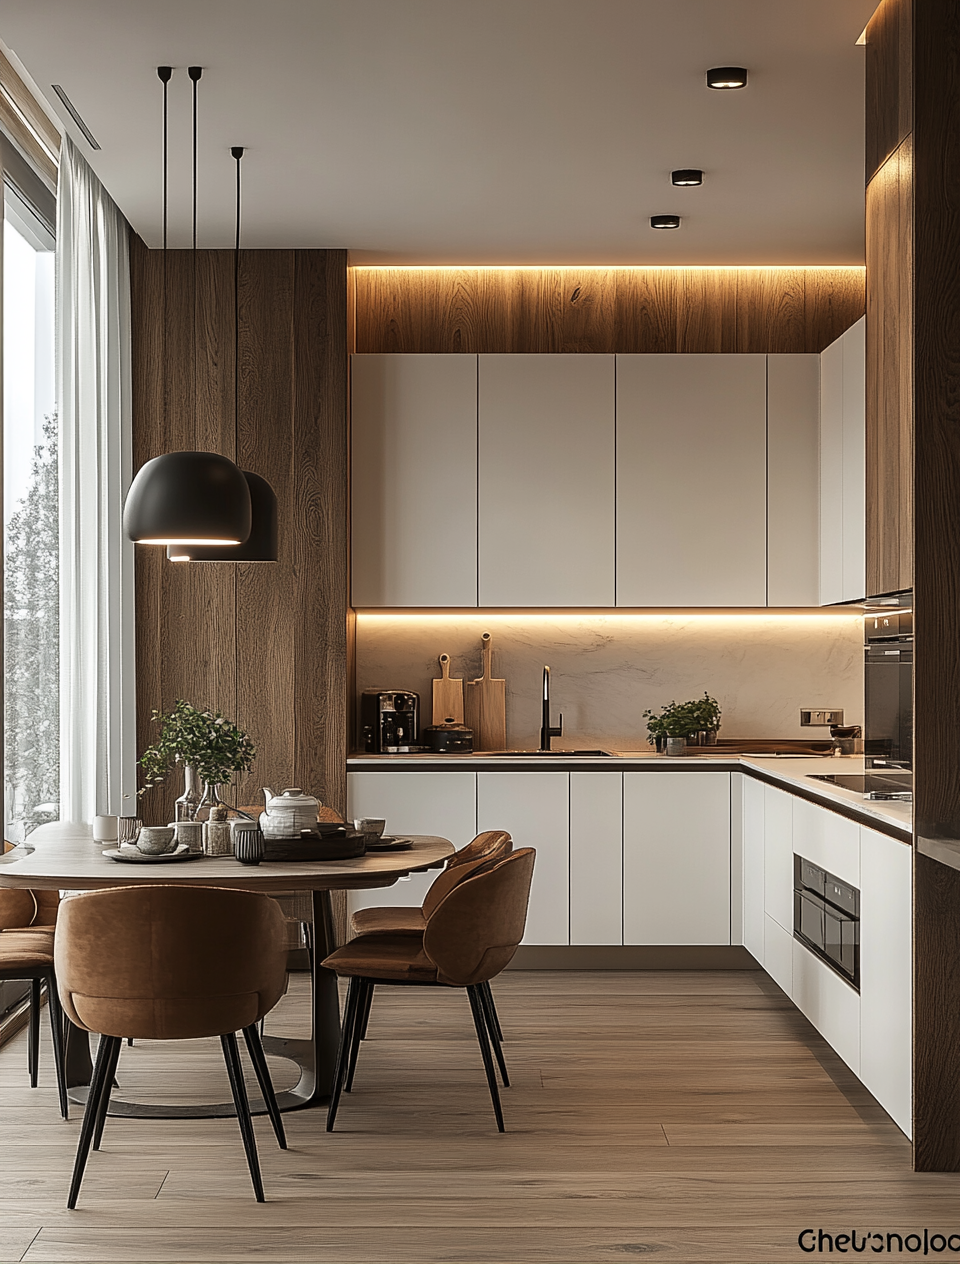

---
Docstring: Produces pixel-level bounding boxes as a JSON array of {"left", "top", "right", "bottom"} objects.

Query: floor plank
[{"left": 1, "top": 970, "right": 957, "bottom": 1263}]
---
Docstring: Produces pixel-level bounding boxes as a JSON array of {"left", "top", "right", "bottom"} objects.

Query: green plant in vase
[{"left": 139, "top": 699, "right": 256, "bottom": 819}]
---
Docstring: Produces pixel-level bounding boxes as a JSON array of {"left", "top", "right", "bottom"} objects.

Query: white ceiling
[{"left": 2, "top": 0, "right": 878, "bottom": 264}]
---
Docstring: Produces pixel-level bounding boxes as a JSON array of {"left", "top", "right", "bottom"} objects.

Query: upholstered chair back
[
  {"left": 422, "top": 850, "right": 504, "bottom": 921},
  {"left": 445, "top": 830, "right": 512, "bottom": 872},
  {"left": 55, "top": 885, "right": 287, "bottom": 1041},
  {"left": 0, "top": 888, "right": 59, "bottom": 931},
  {"left": 423, "top": 848, "right": 536, "bottom": 987}
]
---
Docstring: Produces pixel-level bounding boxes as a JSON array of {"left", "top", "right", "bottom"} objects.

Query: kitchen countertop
[{"left": 347, "top": 751, "right": 913, "bottom": 843}]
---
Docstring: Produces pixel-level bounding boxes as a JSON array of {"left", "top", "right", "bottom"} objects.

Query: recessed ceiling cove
[{"left": 1, "top": 0, "right": 878, "bottom": 264}]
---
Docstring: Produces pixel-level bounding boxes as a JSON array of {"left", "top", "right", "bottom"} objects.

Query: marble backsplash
[{"left": 354, "top": 612, "right": 864, "bottom": 751}]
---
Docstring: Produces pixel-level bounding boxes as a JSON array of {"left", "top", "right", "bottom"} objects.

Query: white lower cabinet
[
  {"left": 793, "top": 796, "right": 860, "bottom": 887},
  {"left": 763, "top": 785, "right": 794, "bottom": 933},
  {"left": 346, "top": 772, "right": 477, "bottom": 918},
  {"left": 741, "top": 776, "right": 765, "bottom": 961},
  {"left": 763, "top": 913, "right": 793, "bottom": 996},
  {"left": 859, "top": 826, "right": 912, "bottom": 1138},
  {"left": 623, "top": 772, "right": 731, "bottom": 945},
  {"left": 792, "top": 937, "right": 861, "bottom": 1076},
  {"left": 477, "top": 771, "right": 569, "bottom": 945},
  {"left": 570, "top": 772, "right": 622, "bottom": 945}
]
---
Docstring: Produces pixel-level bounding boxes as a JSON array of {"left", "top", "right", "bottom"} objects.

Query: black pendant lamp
[
  {"left": 168, "top": 146, "right": 279, "bottom": 563},
  {"left": 123, "top": 66, "right": 252, "bottom": 548}
]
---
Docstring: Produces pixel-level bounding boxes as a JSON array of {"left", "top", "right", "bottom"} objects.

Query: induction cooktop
[{"left": 809, "top": 771, "right": 913, "bottom": 801}]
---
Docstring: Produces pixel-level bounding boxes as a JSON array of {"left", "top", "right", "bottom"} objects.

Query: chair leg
[
  {"left": 345, "top": 980, "right": 372, "bottom": 1092},
  {"left": 67, "top": 1034, "right": 120, "bottom": 1209},
  {"left": 93, "top": 1036, "right": 123, "bottom": 1151},
  {"left": 466, "top": 985, "right": 505, "bottom": 1132},
  {"left": 483, "top": 980, "right": 504, "bottom": 1042},
  {"left": 242, "top": 1024, "right": 287, "bottom": 1149},
  {"left": 478, "top": 982, "right": 509, "bottom": 1088},
  {"left": 127, "top": 1038, "right": 134, "bottom": 1047},
  {"left": 28, "top": 977, "right": 41, "bottom": 1087},
  {"left": 44, "top": 973, "right": 69, "bottom": 1119},
  {"left": 221, "top": 1032, "right": 265, "bottom": 1202},
  {"left": 358, "top": 976, "right": 374, "bottom": 1040},
  {"left": 326, "top": 976, "right": 362, "bottom": 1132}
]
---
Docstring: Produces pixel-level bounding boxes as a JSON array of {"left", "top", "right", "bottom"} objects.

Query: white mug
[{"left": 94, "top": 815, "right": 119, "bottom": 843}]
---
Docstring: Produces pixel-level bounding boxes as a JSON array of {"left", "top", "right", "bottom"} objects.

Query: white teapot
[{"left": 259, "top": 787, "right": 321, "bottom": 839}]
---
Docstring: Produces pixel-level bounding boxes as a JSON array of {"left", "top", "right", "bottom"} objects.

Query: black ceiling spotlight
[
  {"left": 650, "top": 214, "right": 681, "bottom": 230},
  {"left": 123, "top": 67, "right": 252, "bottom": 547},
  {"left": 706, "top": 66, "right": 748, "bottom": 89},
  {"left": 671, "top": 169, "right": 703, "bottom": 186},
  {"left": 168, "top": 146, "right": 279, "bottom": 563}
]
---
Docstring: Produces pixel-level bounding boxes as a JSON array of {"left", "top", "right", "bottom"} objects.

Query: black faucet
[{"left": 539, "top": 666, "right": 563, "bottom": 751}]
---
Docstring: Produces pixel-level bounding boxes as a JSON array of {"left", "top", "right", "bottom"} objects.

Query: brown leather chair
[
  {"left": 55, "top": 885, "right": 289, "bottom": 1207},
  {"left": 349, "top": 831, "right": 513, "bottom": 1045},
  {"left": 0, "top": 888, "right": 67, "bottom": 1116},
  {"left": 323, "top": 847, "right": 535, "bottom": 1133}
]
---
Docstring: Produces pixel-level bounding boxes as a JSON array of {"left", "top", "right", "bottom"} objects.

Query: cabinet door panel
[
  {"left": 841, "top": 317, "right": 866, "bottom": 602},
  {"left": 623, "top": 772, "right": 730, "bottom": 945},
  {"left": 346, "top": 772, "right": 476, "bottom": 915},
  {"left": 793, "top": 937, "right": 861, "bottom": 1075},
  {"left": 742, "top": 776, "right": 765, "bottom": 961},
  {"left": 860, "top": 827, "right": 912, "bottom": 1138},
  {"left": 792, "top": 798, "right": 860, "bottom": 887},
  {"left": 478, "top": 355, "right": 615, "bottom": 606},
  {"left": 763, "top": 785, "right": 794, "bottom": 933},
  {"left": 764, "top": 913, "right": 793, "bottom": 997},
  {"left": 351, "top": 354, "right": 478, "bottom": 607},
  {"left": 819, "top": 335, "right": 845, "bottom": 606},
  {"left": 570, "top": 772, "right": 622, "bottom": 945},
  {"left": 477, "top": 772, "right": 569, "bottom": 945},
  {"left": 616, "top": 355, "right": 767, "bottom": 606},
  {"left": 767, "top": 355, "right": 820, "bottom": 606}
]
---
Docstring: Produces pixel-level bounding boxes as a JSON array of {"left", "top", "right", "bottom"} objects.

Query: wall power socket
[{"left": 800, "top": 708, "right": 844, "bottom": 727}]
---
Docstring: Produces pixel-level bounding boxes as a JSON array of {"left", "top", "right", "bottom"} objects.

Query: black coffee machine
[{"left": 360, "top": 690, "right": 421, "bottom": 753}]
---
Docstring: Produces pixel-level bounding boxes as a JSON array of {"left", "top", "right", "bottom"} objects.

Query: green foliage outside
[{"left": 4, "top": 414, "right": 59, "bottom": 839}]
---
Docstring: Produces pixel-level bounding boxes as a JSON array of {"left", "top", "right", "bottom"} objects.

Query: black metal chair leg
[
  {"left": 93, "top": 1035, "right": 123, "bottom": 1150},
  {"left": 67, "top": 1034, "right": 120, "bottom": 1209},
  {"left": 345, "top": 980, "right": 371, "bottom": 1092},
  {"left": 44, "top": 973, "right": 69, "bottom": 1119},
  {"left": 358, "top": 976, "right": 374, "bottom": 1040},
  {"left": 221, "top": 1032, "right": 265, "bottom": 1202},
  {"left": 28, "top": 977, "right": 41, "bottom": 1087},
  {"left": 127, "top": 1038, "right": 134, "bottom": 1047},
  {"left": 242, "top": 1024, "right": 287, "bottom": 1149},
  {"left": 326, "top": 976, "right": 362, "bottom": 1132},
  {"left": 483, "top": 980, "right": 504, "bottom": 1042},
  {"left": 466, "top": 984, "right": 505, "bottom": 1132},
  {"left": 478, "top": 982, "right": 509, "bottom": 1087}
]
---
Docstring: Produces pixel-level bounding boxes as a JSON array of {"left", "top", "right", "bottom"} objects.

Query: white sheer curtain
[{"left": 56, "top": 137, "right": 136, "bottom": 823}]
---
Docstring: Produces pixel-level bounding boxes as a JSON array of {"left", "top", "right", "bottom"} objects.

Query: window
[{"left": 2, "top": 151, "right": 58, "bottom": 843}]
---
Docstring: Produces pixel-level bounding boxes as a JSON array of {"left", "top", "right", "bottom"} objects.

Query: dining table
[{"left": 0, "top": 825, "right": 454, "bottom": 1118}]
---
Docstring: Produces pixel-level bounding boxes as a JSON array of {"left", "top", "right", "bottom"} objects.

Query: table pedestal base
[{"left": 65, "top": 890, "right": 341, "bottom": 1119}]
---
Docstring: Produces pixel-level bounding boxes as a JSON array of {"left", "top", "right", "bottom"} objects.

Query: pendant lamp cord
[
  {"left": 189, "top": 68, "right": 202, "bottom": 447},
  {"left": 158, "top": 67, "right": 172, "bottom": 439},
  {"left": 232, "top": 147, "right": 244, "bottom": 460}
]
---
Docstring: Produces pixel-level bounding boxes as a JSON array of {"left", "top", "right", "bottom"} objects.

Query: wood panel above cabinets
[{"left": 350, "top": 353, "right": 825, "bottom": 609}]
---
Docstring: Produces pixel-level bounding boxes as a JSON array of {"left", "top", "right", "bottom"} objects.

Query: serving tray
[{"left": 104, "top": 844, "right": 205, "bottom": 864}]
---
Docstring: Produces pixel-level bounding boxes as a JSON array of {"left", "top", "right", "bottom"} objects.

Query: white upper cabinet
[
  {"left": 819, "top": 317, "right": 866, "bottom": 605},
  {"left": 477, "top": 355, "right": 616, "bottom": 607},
  {"left": 351, "top": 354, "right": 479, "bottom": 607},
  {"left": 767, "top": 356, "right": 820, "bottom": 606},
  {"left": 616, "top": 355, "right": 768, "bottom": 606}
]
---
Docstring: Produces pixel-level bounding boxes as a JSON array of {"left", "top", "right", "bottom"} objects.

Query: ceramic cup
[
  {"left": 117, "top": 817, "right": 143, "bottom": 846},
  {"left": 137, "top": 825, "right": 176, "bottom": 855},
  {"left": 171, "top": 820, "right": 204, "bottom": 854},
  {"left": 353, "top": 818, "right": 386, "bottom": 839},
  {"left": 233, "top": 823, "right": 264, "bottom": 866},
  {"left": 93, "top": 815, "right": 119, "bottom": 844}
]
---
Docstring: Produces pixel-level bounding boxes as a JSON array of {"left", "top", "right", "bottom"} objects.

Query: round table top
[{"left": 0, "top": 832, "right": 454, "bottom": 893}]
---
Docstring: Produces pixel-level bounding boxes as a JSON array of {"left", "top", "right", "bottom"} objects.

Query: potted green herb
[
  {"left": 644, "top": 700, "right": 702, "bottom": 755},
  {"left": 139, "top": 700, "right": 256, "bottom": 819}
]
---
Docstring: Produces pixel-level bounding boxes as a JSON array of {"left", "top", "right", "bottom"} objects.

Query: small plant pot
[
  {"left": 665, "top": 736, "right": 687, "bottom": 757},
  {"left": 703, "top": 729, "right": 718, "bottom": 745}
]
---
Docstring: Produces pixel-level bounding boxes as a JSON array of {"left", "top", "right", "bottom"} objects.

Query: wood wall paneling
[
  {"left": 130, "top": 239, "right": 348, "bottom": 827},
  {"left": 865, "top": 0, "right": 914, "bottom": 184},
  {"left": 353, "top": 268, "right": 865, "bottom": 357}
]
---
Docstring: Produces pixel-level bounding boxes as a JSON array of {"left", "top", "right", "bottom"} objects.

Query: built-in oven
[
  {"left": 864, "top": 593, "right": 913, "bottom": 771},
  {"left": 793, "top": 855, "right": 860, "bottom": 990}
]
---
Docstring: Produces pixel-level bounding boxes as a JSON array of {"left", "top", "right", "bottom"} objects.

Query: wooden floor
[{"left": 0, "top": 969, "right": 955, "bottom": 1263}]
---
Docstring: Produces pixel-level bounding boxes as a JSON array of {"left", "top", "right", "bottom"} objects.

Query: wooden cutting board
[
  {"left": 431, "top": 654, "right": 464, "bottom": 725},
  {"left": 464, "top": 632, "right": 506, "bottom": 751}
]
